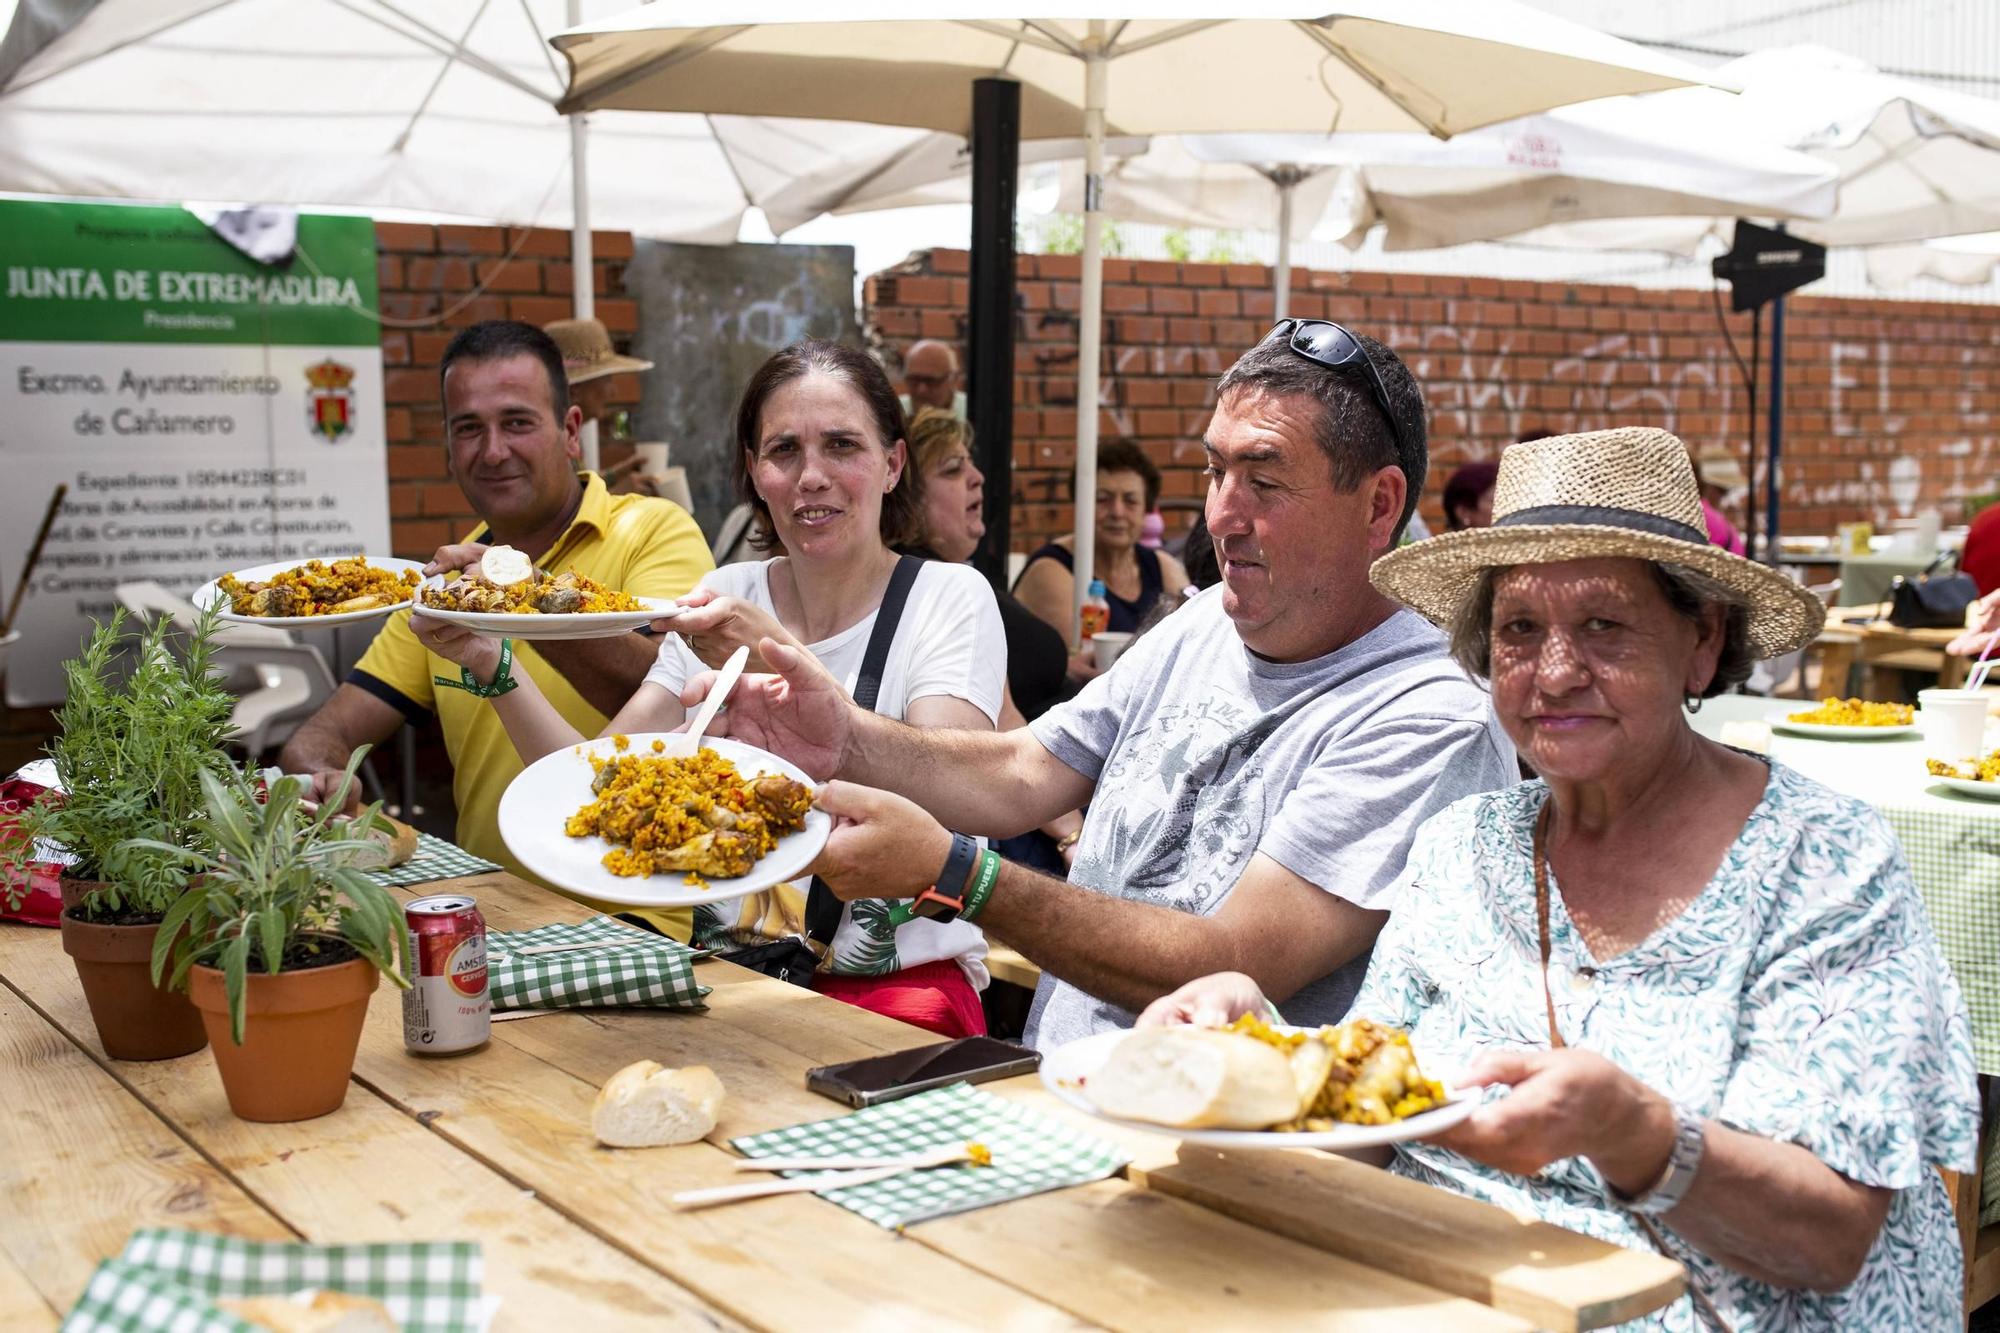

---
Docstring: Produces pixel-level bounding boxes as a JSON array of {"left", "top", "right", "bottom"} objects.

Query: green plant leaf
[
  {"left": 149, "top": 886, "right": 203, "bottom": 987},
  {"left": 222, "top": 927, "right": 252, "bottom": 1046}
]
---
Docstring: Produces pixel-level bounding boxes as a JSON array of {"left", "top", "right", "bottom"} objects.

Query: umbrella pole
[
  {"left": 1071, "top": 24, "right": 1107, "bottom": 641},
  {"left": 1274, "top": 176, "right": 1295, "bottom": 321},
  {"left": 567, "top": 0, "right": 599, "bottom": 474}
]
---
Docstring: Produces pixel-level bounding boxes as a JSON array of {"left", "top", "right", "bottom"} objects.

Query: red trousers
[{"left": 812, "top": 959, "right": 987, "bottom": 1039}]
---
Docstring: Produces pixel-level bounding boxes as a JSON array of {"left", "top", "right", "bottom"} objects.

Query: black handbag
[
  {"left": 712, "top": 555, "right": 922, "bottom": 987},
  {"left": 1886, "top": 551, "right": 1978, "bottom": 630}
]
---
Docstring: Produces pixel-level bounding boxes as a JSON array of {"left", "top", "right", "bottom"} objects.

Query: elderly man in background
[
  {"left": 280, "top": 320, "right": 712, "bottom": 927},
  {"left": 692, "top": 320, "right": 1516, "bottom": 1047},
  {"left": 544, "top": 316, "right": 653, "bottom": 443},
  {"left": 900, "top": 338, "right": 966, "bottom": 421}
]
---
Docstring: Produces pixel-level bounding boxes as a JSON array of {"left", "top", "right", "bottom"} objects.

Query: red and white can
[{"left": 403, "top": 894, "right": 490, "bottom": 1055}]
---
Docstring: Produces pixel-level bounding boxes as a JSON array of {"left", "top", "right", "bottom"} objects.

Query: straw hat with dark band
[
  {"left": 544, "top": 317, "right": 653, "bottom": 384},
  {"left": 1370, "top": 427, "right": 1824, "bottom": 659}
]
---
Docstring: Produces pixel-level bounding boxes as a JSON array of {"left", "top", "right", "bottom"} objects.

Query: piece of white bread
[
  {"left": 592, "top": 1060, "right": 725, "bottom": 1147},
  {"left": 1087, "top": 1027, "right": 1302, "bottom": 1129},
  {"left": 219, "top": 1290, "right": 399, "bottom": 1333}
]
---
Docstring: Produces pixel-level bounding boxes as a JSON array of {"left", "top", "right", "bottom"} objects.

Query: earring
[{"left": 1685, "top": 693, "right": 1704, "bottom": 714}]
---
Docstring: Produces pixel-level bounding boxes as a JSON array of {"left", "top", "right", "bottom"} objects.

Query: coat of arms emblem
[{"left": 305, "top": 358, "right": 356, "bottom": 442}]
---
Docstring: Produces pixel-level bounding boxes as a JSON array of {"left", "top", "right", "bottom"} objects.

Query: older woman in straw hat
[{"left": 1141, "top": 428, "right": 1976, "bottom": 1331}]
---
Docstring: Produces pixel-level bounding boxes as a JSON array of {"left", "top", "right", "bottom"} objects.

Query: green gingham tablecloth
[
  {"left": 729, "top": 1082, "right": 1128, "bottom": 1230},
  {"left": 1692, "top": 696, "right": 2000, "bottom": 1220},
  {"left": 486, "top": 914, "right": 708, "bottom": 1012},
  {"left": 359, "top": 832, "right": 503, "bottom": 889},
  {"left": 62, "top": 1229, "right": 485, "bottom": 1333}
]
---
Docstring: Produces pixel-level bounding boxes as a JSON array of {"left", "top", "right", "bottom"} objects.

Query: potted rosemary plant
[
  {"left": 6, "top": 608, "right": 236, "bottom": 1060},
  {"left": 140, "top": 752, "right": 410, "bottom": 1122}
]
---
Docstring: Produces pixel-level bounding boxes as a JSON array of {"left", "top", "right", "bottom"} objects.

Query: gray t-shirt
[{"left": 1022, "top": 588, "right": 1515, "bottom": 1049}]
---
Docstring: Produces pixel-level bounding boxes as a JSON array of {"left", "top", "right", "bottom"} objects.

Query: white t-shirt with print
[{"left": 642, "top": 556, "right": 1005, "bottom": 987}]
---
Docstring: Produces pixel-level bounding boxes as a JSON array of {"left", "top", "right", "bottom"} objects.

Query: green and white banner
[{"left": 0, "top": 200, "right": 388, "bottom": 704}]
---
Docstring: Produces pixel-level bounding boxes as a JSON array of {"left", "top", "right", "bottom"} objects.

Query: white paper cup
[
  {"left": 1920, "top": 688, "right": 1990, "bottom": 762},
  {"left": 1090, "top": 631, "right": 1133, "bottom": 671},
  {"left": 632, "top": 442, "right": 670, "bottom": 473}
]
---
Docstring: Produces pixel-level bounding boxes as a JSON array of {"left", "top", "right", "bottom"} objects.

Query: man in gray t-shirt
[
  {"left": 1024, "top": 586, "right": 1508, "bottom": 1046},
  {"left": 691, "top": 321, "right": 1516, "bottom": 1047}
]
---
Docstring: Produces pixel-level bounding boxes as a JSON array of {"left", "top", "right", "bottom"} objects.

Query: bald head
[{"left": 904, "top": 340, "right": 959, "bottom": 410}]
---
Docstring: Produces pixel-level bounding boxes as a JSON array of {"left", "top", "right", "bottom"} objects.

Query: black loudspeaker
[{"left": 1712, "top": 220, "right": 1827, "bottom": 312}]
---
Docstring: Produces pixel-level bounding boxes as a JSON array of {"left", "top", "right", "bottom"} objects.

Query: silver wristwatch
[{"left": 1611, "top": 1102, "right": 1705, "bottom": 1217}]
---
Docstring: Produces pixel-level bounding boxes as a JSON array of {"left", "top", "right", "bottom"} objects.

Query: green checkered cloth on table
[
  {"left": 1870, "top": 799, "right": 2000, "bottom": 1223},
  {"left": 358, "top": 832, "right": 502, "bottom": 889},
  {"left": 486, "top": 914, "right": 708, "bottom": 1012},
  {"left": 62, "top": 1230, "right": 483, "bottom": 1333},
  {"left": 729, "top": 1082, "right": 1128, "bottom": 1230},
  {"left": 60, "top": 1260, "right": 260, "bottom": 1333}
]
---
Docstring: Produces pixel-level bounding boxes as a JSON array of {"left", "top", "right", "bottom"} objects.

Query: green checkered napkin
[
  {"left": 61, "top": 1260, "right": 260, "bottom": 1333},
  {"left": 729, "top": 1082, "right": 1128, "bottom": 1230},
  {"left": 486, "top": 914, "right": 708, "bottom": 1012},
  {"left": 359, "top": 832, "right": 503, "bottom": 889},
  {"left": 64, "top": 1230, "right": 485, "bottom": 1333}
]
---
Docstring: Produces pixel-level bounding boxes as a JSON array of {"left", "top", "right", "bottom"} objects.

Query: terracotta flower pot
[
  {"left": 188, "top": 953, "right": 379, "bottom": 1123},
  {"left": 58, "top": 882, "right": 207, "bottom": 1062}
]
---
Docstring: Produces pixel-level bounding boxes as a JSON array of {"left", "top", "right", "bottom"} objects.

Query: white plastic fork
[
  {"left": 657, "top": 644, "right": 749, "bottom": 760},
  {"left": 670, "top": 1142, "right": 980, "bottom": 1211}
]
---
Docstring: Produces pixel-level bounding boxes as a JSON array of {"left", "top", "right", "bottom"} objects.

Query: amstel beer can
[{"left": 403, "top": 894, "right": 490, "bottom": 1055}]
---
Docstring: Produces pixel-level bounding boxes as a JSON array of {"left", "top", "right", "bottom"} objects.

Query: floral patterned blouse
[{"left": 1351, "top": 762, "right": 1979, "bottom": 1332}]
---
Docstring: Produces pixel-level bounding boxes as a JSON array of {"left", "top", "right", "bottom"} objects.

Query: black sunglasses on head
[{"left": 1265, "top": 318, "right": 1409, "bottom": 461}]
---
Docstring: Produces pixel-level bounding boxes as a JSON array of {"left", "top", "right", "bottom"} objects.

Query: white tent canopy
[
  {"left": 554, "top": 2, "right": 1723, "bottom": 627},
  {"left": 1507, "top": 45, "right": 2000, "bottom": 256},
  {"left": 0, "top": 0, "right": 990, "bottom": 240}
]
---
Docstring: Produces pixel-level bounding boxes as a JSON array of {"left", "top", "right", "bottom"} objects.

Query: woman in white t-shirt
[{"left": 413, "top": 339, "right": 1006, "bottom": 1037}]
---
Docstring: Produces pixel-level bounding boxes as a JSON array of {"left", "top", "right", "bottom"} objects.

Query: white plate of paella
[
  {"left": 497, "top": 733, "right": 830, "bottom": 907},
  {"left": 194, "top": 557, "right": 427, "bottom": 628},
  {"left": 411, "top": 570, "right": 680, "bottom": 640}
]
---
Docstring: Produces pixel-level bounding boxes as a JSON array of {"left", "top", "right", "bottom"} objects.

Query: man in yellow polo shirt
[{"left": 280, "top": 320, "right": 712, "bottom": 932}]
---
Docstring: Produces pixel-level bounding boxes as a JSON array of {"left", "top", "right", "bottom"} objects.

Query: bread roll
[
  {"left": 1088, "top": 1028, "right": 1302, "bottom": 1129},
  {"left": 219, "top": 1290, "right": 399, "bottom": 1333},
  {"left": 340, "top": 816, "right": 419, "bottom": 868},
  {"left": 592, "top": 1060, "right": 724, "bottom": 1147}
]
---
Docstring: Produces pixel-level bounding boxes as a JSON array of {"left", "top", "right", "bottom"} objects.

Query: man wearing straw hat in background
[
  {"left": 546, "top": 316, "right": 694, "bottom": 515},
  {"left": 687, "top": 320, "right": 1517, "bottom": 1048},
  {"left": 545, "top": 316, "right": 652, "bottom": 452}
]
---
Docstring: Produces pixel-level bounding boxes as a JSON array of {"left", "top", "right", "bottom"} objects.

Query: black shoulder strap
[{"left": 806, "top": 554, "right": 923, "bottom": 946}]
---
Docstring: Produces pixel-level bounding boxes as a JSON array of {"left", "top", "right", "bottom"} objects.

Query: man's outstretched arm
[{"left": 810, "top": 783, "right": 1386, "bottom": 1015}]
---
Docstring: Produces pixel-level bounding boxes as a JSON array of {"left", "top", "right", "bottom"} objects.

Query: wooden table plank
[
  {"left": 984, "top": 945, "right": 1042, "bottom": 991},
  {"left": 424, "top": 877, "right": 1533, "bottom": 1331},
  {"left": 1139, "top": 1148, "right": 1683, "bottom": 1332},
  {"left": 0, "top": 976, "right": 293, "bottom": 1315},
  {"left": 355, "top": 879, "right": 1088, "bottom": 1331},
  {"left": 0, "top": 928, "right": 738, "bottom": 1331},
  {"left": 0, "top": 1231, "right": 61, "bottom": 1331}
]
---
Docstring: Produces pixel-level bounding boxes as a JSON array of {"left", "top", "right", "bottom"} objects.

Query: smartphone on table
[{"left": 806, "top": 1036, "right": 1041, "bottom": 1108}]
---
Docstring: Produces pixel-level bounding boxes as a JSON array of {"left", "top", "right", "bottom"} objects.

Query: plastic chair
[
  {"left": 111, "top": 582, "right": 383, "bottom": 796},
  {"left": 710, "top": 502, "right": 759, "bottom": 567}
]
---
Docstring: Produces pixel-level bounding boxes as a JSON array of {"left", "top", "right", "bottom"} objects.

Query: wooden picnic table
[
  {"left": 1813, "top": 603, "right": 1970, "bottom": 699},
  {"left": 0, "top": 871, "right": 1683, "bottom": 1332}
]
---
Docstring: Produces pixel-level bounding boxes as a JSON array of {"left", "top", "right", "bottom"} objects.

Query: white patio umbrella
[
  {"left": 554, "top": 2, "right": 1721, "bottom": 631},
  {"left": 1502, "top": 46, "right": 2000, "bottom": 256},
  {"left": 0, "top": 0, "right": 1025, "bottom": 237},
  {"left": 818, "top": 100, "right": 1837, "bottom": 317},
  {"left": 1864, "top": 232, "right": 2000, "bottom": 288}
]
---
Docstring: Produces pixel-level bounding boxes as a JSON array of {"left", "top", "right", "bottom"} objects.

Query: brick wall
[
  {"left": 371, "top": 222, "right": 639, "bottom": 559},
  {"left": 864, "top": 249, "right": 2000, "bottom": 548}
]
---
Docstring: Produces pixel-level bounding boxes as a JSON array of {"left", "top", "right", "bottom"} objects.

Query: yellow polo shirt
[{"left": 351, "top": 472, "right": 713, "bottom": 937}]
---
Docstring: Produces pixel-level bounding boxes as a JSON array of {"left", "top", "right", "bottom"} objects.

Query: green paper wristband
[
  {"left": 960, "top": 848, "right": 1001, "bottom": 921},
  {"left": 433, "top": 637, "right": 518, "bottom": 698}
]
